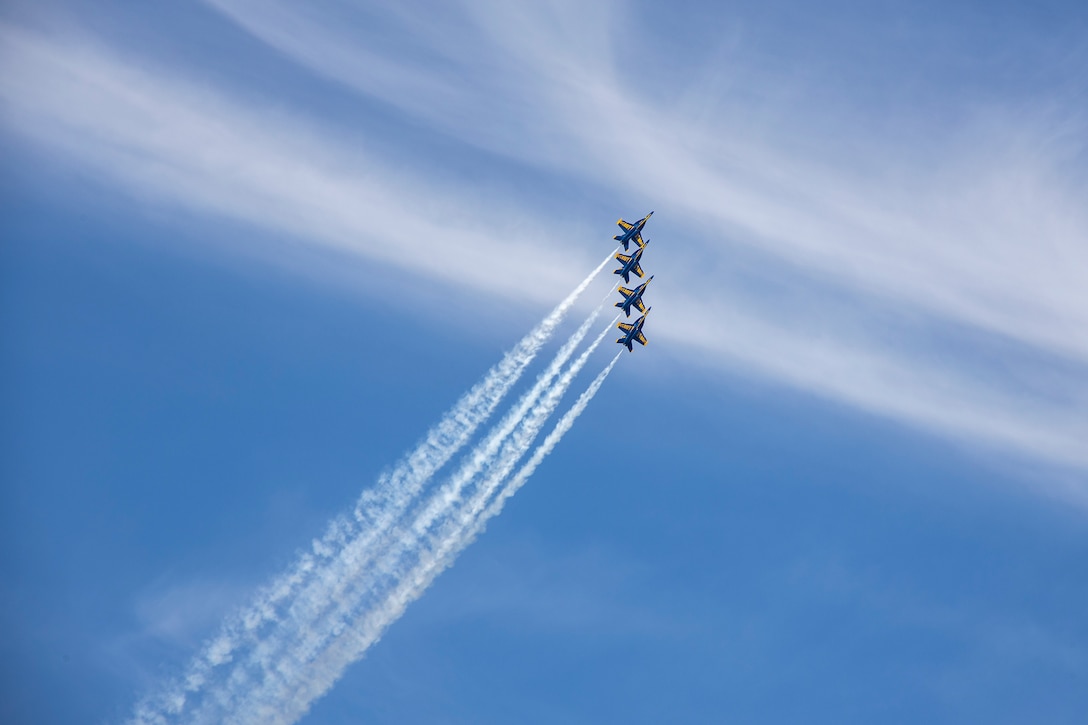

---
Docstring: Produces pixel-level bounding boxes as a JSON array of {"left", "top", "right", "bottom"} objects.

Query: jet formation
[{"left": 611, "top": 212, "right": 656, "bottom": 351}]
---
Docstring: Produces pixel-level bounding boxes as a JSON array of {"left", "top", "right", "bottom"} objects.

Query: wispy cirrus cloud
[
  {"left": 0, "top": 24, "right": 589, "bottom": 302},
  {"left": 206, "top": 0, "right": 1088, "bottom": 361},
  {"left": 2, "top": 4, "right": 1087, "bottom": 482}
]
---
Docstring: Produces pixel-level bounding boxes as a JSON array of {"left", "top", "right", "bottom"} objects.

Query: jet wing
[
  {"left": 633, "top": 299, "right": 647, "bottom": 313},
  {"left": 635, "top": 332, "right": 648, "bottom": 346},
  {"left": 617, "top": 322, "right": 635, "bottom": 333},
  {"left": 631, "top": 232, "right": 647, "bottom": 249},
  {"left": 631, "top": 261, "right": 645, "bottom": 278},
  {"left": 616, "top": 219, "right": 634, "bottom": 231}
]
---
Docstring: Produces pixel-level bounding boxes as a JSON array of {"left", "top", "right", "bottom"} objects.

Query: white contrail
[
  {"left": 131, "top": 253, "right": 615, "bottom": 724},
  {"left": 239, "top": 319, "right": 622, "bottom": 724},
  {"left": 479, "top": 349, "right": 624, "bottom": 528},
  {"left": 211, "top": 302, "right": 616, "bottom": 720},
  {"left": 445, "top": 325, "right": 622, "bottom": 562}
]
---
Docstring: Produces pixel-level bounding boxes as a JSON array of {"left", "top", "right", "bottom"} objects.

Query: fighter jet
[
  {"left": 613, "top": 245, "right": 647, "bottom": 284},
  {"left": 615, "top": 276, "right": 653, "bottom": 317},
  {"left": 613, "top": 211, "right": 654, "bottom": 251},
  {"left": 616, "top": 309, "right": 651, "bottom": 352}
]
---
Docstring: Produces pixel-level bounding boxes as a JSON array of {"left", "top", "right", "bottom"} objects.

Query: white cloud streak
[
  {"left": 2, "top": 5, "right": 1086, "bottom": 478},
  {"left": 206, "top": 0, "right": 1088, "bottom": 360},
  {"left": 0, "top": 23, "right": 590, "bottom": 301}
]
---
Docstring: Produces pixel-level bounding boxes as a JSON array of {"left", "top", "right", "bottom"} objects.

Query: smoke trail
[
  {"left": 240, "top": 320, "right": 622, "bottom": 724},
  {"left": 131, "top": 253, "right": 616, "bottom": 724},
  {"left": 481, "top": 350, "right": 624, "bottom": 526},
  {"left": 446, "top": 328, "right": 622, "bottom": 562},
  {"left": 205, "top": 303, "right": 615, "bottom": 720}
]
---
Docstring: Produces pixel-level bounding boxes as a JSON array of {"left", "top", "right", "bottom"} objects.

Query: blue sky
[{"left": 2, "top": 1, "right": 1087, "bottom": 722}]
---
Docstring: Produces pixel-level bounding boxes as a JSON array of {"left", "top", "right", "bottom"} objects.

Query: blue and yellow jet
[
  {"left": 615, "top": 275, "right": 653, "bottom": 317},
  {"left": 613, "top": 245, "right": 648, "bottom": 284},
  {"left": 613, "top": 211, "right": 654, "bottom": 251},
  {"left": 616, "top": 309, "right": 651, "bottom": 352}
]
